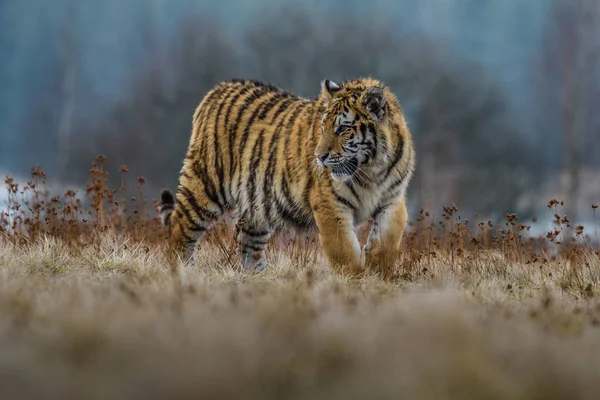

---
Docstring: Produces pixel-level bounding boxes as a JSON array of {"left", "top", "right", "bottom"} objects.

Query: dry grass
[{"left": 1, "top": 159, "right": 600, "bottom": 399}]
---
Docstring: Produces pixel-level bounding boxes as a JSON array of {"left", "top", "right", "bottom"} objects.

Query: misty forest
[{"left": 2, "top": 0, "right": 599, "bottom": 227}]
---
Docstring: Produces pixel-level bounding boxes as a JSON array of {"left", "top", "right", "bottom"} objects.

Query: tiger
[{"left": 159, "top": 77, "right": 415, "bottom": 276}]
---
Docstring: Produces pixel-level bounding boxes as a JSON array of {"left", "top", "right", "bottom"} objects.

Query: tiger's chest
[{"left": 333, "top": 181, "right": 389, "bottom": 225}]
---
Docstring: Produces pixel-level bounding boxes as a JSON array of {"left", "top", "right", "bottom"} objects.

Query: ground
[
  {"left": 1, "top": 164, "right": 600, "bottom": 399},
  {"left": 1, "top": 234, "right": 600, "bottom": 400}
]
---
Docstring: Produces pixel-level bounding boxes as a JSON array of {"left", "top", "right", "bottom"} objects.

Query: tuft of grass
[{"left": 1, "top": 157, "right": 600, "bottom": 399}]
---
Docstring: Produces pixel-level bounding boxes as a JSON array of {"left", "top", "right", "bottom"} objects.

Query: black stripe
[
  {"left": 274, "top": 196, "right": 300, "bottom": 225},
  {"left": 386, "top": 149, "right": 413, "bottom": 198},
  {"left": 275, "top": 100, "right": 311, "bottom": 223},
  {"left": 388, "top": 176, "right": 406, "bottom": 192},
  {"left": 175, "top": 206, "right": 201, "bottom": 233},
  {"left": 258, "top": 92, "right": 289, "bottom": 120},
  {"left": 344, "top": 181, "right": 360, "bottom": 202},
  {"left": 195, "top": 90, "right": 225, "bottom": 207},
  {"left": 241, "top": 227, "right": 270, "bottom": 237},
  {"left": 227, "top": 128, "right": 236, "bottom": 199},
  {"left": 229, "top": 87, "right": 271, "bottom": 184},
  {"left": 359, "top": 123, "right": 367, "bottom": 138},
  {"left": 246, "top": 237, "right": 270, "bottom": 246},
  {"left": 345, "top": 143, "right": 358, "bottom": 152},
  {"left": 229, "top": 78, "right": 248, "bottom": 85},
  {"left": 280, "top": 171, "right": 308, "bottom": 221},
  {"left": 242, "top": 244, "right": 265, "bottom": 252},
  {"left": 380, "top": 125, "right": 404, "bottom": 181},
  {"left": 386, "top": 186, "right": 408, "bottom": 202},
  {"left": 212, "top": 86, "right": 235, "bottom": 208},
  {"left": 368, "top": 123, "right": 378, "bottom": 158},
  {"left": 274, "top": 191, "right": 312, "bottom": 228},
  {"left": 196, "top": 87, "right": 224, "bottom": 161},
  {"left": 263, "top": 101, "right": 299, "bottom": 224},
  {"left": 223, "top": 86, "right": 250, "bottom": 184},
  {"left": 229, "top": 87, "right": 262, "bottom": 182},
  {"left": 372, "top": 204, "right": 389, "bottom": 220},
  {"left": 193, "top": 109, "right": 202, "bottom": 124},
  {"left": 232, "top": 86, "right": 271, "bottom": 139},
  {"left": 332, "top": 188, "right": 356, "bottom": 211},
  {"left": 303, "top": 173, "right": 314, "bottom": 212},
  {"left": 269, "top": 98, "right": 295, "bottom": 124},
  {"left": 283, "top": 100, "right": 309, "bottom": 183},
  {"left": 189, "top": 225, "right": 207, "bottom": 233},
  {"left": 303, "top": 108, "right": 319, "bottom": 210},
  {"left": 179, "top": 186, "right": 216, "bottom": 221},
  {"left": 230, "top": 78, "right": 281, "bottom": 92},
  {"left": 190, "top": 160, "right": 223, "bottom": 213},
  {"left": 263, "top": 140, "right": 280, "bottom": 225},
  {"left": 177, "top": 223, "right": 194, "bottom": 243},
  {"left": 222, "top": 86, "right": 247, "bottom": 137},
  {"left": 297, "top": 105, "right": 316, "bottom": 163},
  {"left": 238, "top": 96, "right": 271, "bottom": 171},
  {"left": 193, "top": 87, "right": 223, "bottom": 124},
  {"left": 358, "top": 123, "right": 376, "bottom": 166},
  {"left": 379, "top": 128, "right": 389, "bottom": 154},
  {"left": 232, "top": 101, "right": 268, "bottom": 202},
  {"left": 247, "top": 131, "right": 265, "bottom": 214},
  {"left": 355, "top": 174, "right": 369, "bottom": 188}
]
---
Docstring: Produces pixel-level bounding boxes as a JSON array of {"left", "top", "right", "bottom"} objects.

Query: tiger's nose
[{"left": 315, "top": 152, "right": 330, "bottom": 162}]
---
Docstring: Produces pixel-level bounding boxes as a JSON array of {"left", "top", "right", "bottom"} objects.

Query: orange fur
[{"left": 159, "top": 78, "right": 415, "bottom": 275}]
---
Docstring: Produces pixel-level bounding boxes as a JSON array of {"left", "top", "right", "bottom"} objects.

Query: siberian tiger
[{"left": 159, "top": 78, "right": 415, "bottom": 276}]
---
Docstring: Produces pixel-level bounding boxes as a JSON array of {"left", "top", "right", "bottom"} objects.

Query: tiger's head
[{"left": 315, "top": 78, "right": 396, "bottom": 183}]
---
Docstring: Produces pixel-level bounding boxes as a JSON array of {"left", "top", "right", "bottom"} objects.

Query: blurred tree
[
  {"left": 63, "top": 5, "right": 538, "bottom": 219},
  {"left": 56, "top": 1, "right": 79, "bottom": 177},
  {"left": 413, "top": 59, "right": 540, "bottom": 219},
  {"left": 66, "top": 13, "right": 237, "bottom": 191},
  {"left": 242, "top": 6, "right": 539, "bottom": 217},
  {"left": 14, "top": 0, "right": 82, "bottom": 179},
  {"left": 537, "top": 0, "right": 600, "bottom": 223}
]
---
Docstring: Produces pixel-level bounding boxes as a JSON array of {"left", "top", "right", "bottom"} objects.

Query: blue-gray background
[{"left": 1, "top": 0, "right": 598, "bottom": 222}]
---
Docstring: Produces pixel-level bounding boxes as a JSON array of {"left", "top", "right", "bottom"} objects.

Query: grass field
[{"left": 1, "top": 161, "right": 600, "bottom": 399}]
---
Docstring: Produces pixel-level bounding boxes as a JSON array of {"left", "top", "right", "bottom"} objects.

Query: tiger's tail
[{"left": 158, "top": 189, "right": 175, "bottom": 227}]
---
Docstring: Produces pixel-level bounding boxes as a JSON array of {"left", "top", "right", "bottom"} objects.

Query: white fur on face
[{"left": 320, "top": 113, "right": 328, "bottom": 133}]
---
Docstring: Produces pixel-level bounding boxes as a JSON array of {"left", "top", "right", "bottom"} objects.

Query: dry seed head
[{"left": 547, "top": 198, "right": 558, "bottom": 208}]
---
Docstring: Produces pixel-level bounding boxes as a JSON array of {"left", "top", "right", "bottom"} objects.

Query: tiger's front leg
[
  {"left": 312, "top": 203, "right": 363, "bottom": 277},
  {"left": 364, "top": 196, "right": 408, "bottom": 277}
]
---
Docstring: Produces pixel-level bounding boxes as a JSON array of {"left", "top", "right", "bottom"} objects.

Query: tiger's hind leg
[
  {"left": 168, "top": 183, "right": 223, "bottom": 264},
  {"left": 235, "top": 224, "right": 272, "bottom": 271},
  {"left": 168, "top": 208, "right": 210, "bottom": 263}
]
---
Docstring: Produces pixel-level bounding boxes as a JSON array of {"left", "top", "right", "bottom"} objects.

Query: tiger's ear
[
  {"left": 363, "top": 87, "right": 387, "bottom": 120},
  {"left": 321, "top": 79, "right": 341, "bottom": 100}
]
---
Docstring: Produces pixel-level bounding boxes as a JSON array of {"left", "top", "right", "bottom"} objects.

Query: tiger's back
[{"left": 160, "top": 77, "right": 415, "bottom": 274}]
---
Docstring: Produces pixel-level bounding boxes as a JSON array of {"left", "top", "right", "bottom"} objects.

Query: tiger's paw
[{"left": 240, "top": 251, "right": 267, "bottom": 272}]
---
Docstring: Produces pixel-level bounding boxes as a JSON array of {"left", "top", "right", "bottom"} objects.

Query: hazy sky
[{"left": 0, "top": 0, "right": 550, "bottom": 173}]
